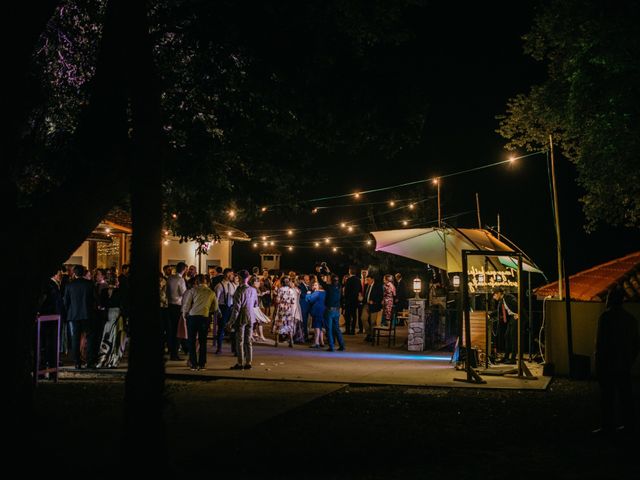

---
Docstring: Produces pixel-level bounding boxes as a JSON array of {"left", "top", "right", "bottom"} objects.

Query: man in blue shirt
[{"left": 323, "top": 274, "right": 345, "bottom": 351}]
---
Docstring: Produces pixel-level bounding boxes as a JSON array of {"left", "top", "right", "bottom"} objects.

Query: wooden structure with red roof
[{"left": 535, "top": 251, "right": 640, "bottom": 302}]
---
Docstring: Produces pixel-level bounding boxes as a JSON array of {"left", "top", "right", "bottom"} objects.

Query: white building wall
[
  {"left": 161, "top": 238, "right": 233, "bottom": 272},
  {"left": 66, "top": 241, "right": 90, "bottom": 267}
]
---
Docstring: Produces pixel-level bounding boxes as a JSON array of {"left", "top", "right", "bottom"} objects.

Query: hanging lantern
[{"left": 413, "top": 277, "right": 422, "bottom": 298}]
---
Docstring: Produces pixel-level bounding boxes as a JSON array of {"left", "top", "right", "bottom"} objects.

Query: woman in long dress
[
  {"left": 96, "top": 278, "right": 128, "bottom": 368},
  {"left": 251, "top": 276, "right": 269, "bottom": 342},
  {"left": 382, "top": 274, "right": 396, "bottom": 326},
  {"left": 273, "top": 276, "right": 297, "bottom": 347},
  {"left": 290, "top": 276, "right": 305, "bottom": 343}
]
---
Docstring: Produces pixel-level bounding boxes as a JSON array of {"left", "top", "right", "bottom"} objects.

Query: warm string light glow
[{"left": 234, "top": 153, "right": 542, "bottom": 251}]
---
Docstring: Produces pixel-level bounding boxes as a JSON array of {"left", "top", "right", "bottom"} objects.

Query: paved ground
[
  {"left": 30, "top": 376, "right": 639, "bottom": 479},
  {"left": 60, "top": 327, "right": 551, "bottom": 390}
]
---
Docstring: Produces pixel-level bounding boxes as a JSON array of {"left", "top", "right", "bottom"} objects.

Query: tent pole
[
  {"left": 437, "top": 180, "right": 441, "bottom": 228},
  {"left": 475, "top": 193, "right": 482, "bottom": 229},
  {"left": 454, "top": 250, "right": 485, "bottom": 384},
  {"left": 517, "top": 254, "right": 536, "bottom": 379}
]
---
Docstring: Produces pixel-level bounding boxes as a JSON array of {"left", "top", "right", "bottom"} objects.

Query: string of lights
[
  {"left": 254, "top": 150, "right": 544, "bottom": 211},
  {"left": 250, "top": 210, "right": 475, "bottom": 251},
  {"left": 246, "top": 196, "right": 434, "bottom": 240}
]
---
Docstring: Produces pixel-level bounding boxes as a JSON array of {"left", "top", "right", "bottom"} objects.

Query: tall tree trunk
[{"left": 121, "top": 1, "right": 167, "bottom": 472}]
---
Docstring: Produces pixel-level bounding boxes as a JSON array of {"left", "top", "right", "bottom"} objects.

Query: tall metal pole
[
  {"left": 497, "top": 213, "right": 501, "bottom": 240},
  {"left": 475, "top": 193, "right": 482, "bottom": 229},
  {"left": 549, "top": 135, "right": 563, "bottom": 299},
  {"left": 517, "top": 255, "right": 523, "bottom": 377},
  {"left": 437, "top": 179, "right": 441, "bottom": 228}
]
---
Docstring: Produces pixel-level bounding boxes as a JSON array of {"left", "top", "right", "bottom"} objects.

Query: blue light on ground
[
  {"left": 336, "top": 352, "right": 450, "bottom": 362},
  {"left": 273, "top": 349, "right": 451, "bottom": 362}
]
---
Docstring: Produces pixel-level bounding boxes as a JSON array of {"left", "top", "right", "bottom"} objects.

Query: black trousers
[
  {"left": 70, "top": 318, "right": 98, "bottom": 366},
  {"left": 344, "top": 303, "right": 358, "bottom": 334},
  {"left": 356, "top": 304, "right": 364, "bottom": 332},
  {"left": 504, "top": 318, "right": 518, "bottom": 359},
  {"left": 167, "top": 304, "right": 182, "bottom": 357},
  {"left": 187, "top": 315, "right": 209, "bottom": 368}
]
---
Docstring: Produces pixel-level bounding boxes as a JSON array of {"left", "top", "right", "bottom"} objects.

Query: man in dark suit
[
  {"left": 394, "top": 273, "right": 408, "bottom": 311},
  {"left": 39, "top": 268, "right": 64, "bottom": 368},
  {"left": 492, "top": 287, "right": 520, "bottom": 364},
  {"left": 363, "top": 273, "right": 383, "bottom": 342},
  {"left": 63, "top": 265, "right": 97, "bottom": 369},
  {"left": 344, "top": 266, "right": 362, "bottom": 335}
]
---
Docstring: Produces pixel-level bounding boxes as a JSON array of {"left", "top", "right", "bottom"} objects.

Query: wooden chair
[{"left": 373, "top": 311, "right": 397, "bottom": 347}]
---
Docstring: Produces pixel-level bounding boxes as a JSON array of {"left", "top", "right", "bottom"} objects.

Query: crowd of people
[
  {"left": 39, "top": 261, "right": 410, "bottom": 372},
  {"left": 163, "top": 261, "right": 410, "bottom": 370},
  {"left": 39, "top": 264, "right": 130, "bottom": 370}
]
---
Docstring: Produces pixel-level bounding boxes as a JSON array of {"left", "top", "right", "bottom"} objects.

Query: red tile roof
[{"left": 535, "top": 251, "right": 640, "bottom": 302}]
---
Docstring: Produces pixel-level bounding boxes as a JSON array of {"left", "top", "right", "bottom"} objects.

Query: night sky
[{"left": 233, "top": 1, "right": 638, "bottom": 280}]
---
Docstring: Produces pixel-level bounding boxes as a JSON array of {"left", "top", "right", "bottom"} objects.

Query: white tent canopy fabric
[{"left": 371, "top": 227, "right": 543, "bottom": 274}]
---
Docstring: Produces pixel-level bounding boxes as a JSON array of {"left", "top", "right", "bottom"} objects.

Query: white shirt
[{"left": 215, "top": 279, "right": 237, "bottom": 307}]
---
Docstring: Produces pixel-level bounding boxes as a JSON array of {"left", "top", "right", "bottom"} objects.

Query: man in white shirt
[
  {"left": 166, "top": 261, "right": 187, "bottom": 360},
  {"left": 214, "top": 268, "right": 237, "bottom": 354}
]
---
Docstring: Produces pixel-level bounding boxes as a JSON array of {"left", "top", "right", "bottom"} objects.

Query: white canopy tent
[{"left": 371, "top": 227, "right": 543, "bottom": 274}]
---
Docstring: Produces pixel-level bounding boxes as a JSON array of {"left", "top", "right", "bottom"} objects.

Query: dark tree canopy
[
  {"left": 20, "top": 0, "right": 429, "bottom": 245},
  {"left": 497, "top": 0, "right": 640, "bottom": 231}
]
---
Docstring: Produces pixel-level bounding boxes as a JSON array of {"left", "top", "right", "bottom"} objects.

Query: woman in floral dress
[
  {"left": 382, "top": 274, "right": 396, "bottom": 326},
  {"left": 273, "top": 276, "right": 297, "bottom": 347}
]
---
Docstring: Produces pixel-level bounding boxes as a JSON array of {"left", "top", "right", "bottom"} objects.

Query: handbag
[{"left": 176, "top": 314, "right": 188, "bottom": 339}]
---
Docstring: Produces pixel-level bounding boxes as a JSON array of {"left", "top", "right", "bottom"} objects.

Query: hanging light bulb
[
  {"left": 164, "top": 230, "right": 169, "bottom": 235},
  {"left": 402, "top": 220, "right": 408, "bottom": 226},
  {"left": 288, "top": 229, "right": 293, "bottom": 236},
  {"left": 288, "top": 246, "right": 293, "bottom": 251},
  {"left": 228, "top": 209, "right": 236, "bottom": 218},
  {"left": 253, "top": 242, "right": 258, "bottom": 248},
  {"left": 366, "top": 239, "right": 372, "bottom": 245},
  {"left": 269, "top": 241, "right": 275, "bottom": 246},
  {"left": 163, "top": 240, "right": 169, "bottom": 246},
  {"left": 324, "top": 238, "right": 330, "bottom": 244},
  {"left": 261, "top": 206, "right": 268, "bottom": 212},
  {"left": 332, "top": 247, "right": 338, "bottom": 252},
  {"left": 354, "top": 192, "right": 361, "bottom": 199},
  {"left": 263, "top": 241, "right": 268, "bottom": 247},
  {"left": 340, "top": 222, "right": 346, "bottom": 228},
  {"left": 312, "top": 207, "right": 319, "bottom": 214},
  {"left": 347, "top": 226, "right": 354, "bottom": 232},
  {"left": 432, "top": 178, "right": 439, "bottom": 185},
  {"left": 227, "top": 231, "right": 232, "bottom": 236},
  {"left": 171, "top": 213, "right": 178, "bottom": 219},
  {"left": 105, "top": 227, "right": 111, "bottom": 234},
  {"left": 409, "top": 203, "right": 415, "bottom": 210},
  {"left": 262, "top": 235, "right": 267, "bottom": 241},
  {"left": 389, "top": 201, "right": 396, "bottom": 207},
  {"left": 314, "top": 241, "right": 320, "bottom": 247}
]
